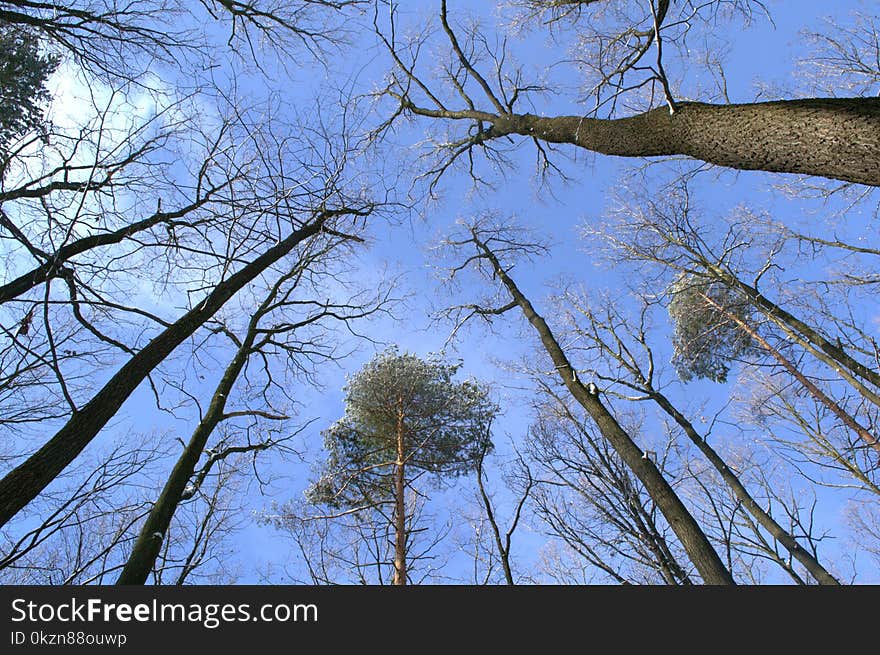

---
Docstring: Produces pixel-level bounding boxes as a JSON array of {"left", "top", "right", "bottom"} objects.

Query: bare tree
[
  {"left": 437, "top": 218, "right": 734, "bottom": 584},
  {"left": 682, "top": 446, "right": 836, "bottom": 584},
  {"left": 799, "top": 11, "right": 880, "bottom": 97},
  {"left": 0, "top": 94, "right": 386, "bottom": 529},
  {"left": 544, "top": 287, "right": 840, "bottom": 583},
  {"left": 375, "top": 1, "right": 880, "bottom": 189},
  {"left": 471, "top": 438, "right": 533, "bottom": 584},
  {"left": 528, "top": 389, "right": 694, "bottom": 584},
  {"left": 596, "top": 178, "right": 880, "bottom": 404},
  {"left": 741, "top": 368, "right": 880, "bottom": 500},
  {"left": 0, "top": 437, "right": 163, "bottom": 584},
  {"left": 592, "top": 174, "right": 880, "bottom": 488},
  {"left": 117, "top": 229, "right": 394, "bottom": 584},
  {"left": 844, "top": 500, "right": 880, "bottom": 581},
  {"left": 150, "top": 457, "right": 247, "bottom": 585}
]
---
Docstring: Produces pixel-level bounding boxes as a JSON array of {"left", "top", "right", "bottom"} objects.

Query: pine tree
[
  {"left": 308, "top": 347, "right": 496, "bottom": 585},
  {"left": 668, "top": 273, "right": 756, "bottom": 383},
  {"left": 0, "top": 25, "right": 58, "bottom": 160}
]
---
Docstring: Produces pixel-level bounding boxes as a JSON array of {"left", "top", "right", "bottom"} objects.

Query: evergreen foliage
[
  {"left": 0, "top": 24, "right": 58, "bottom": 158},
  {"left": 308, "top": 347, "right": 496, "bottom": 509},
  {"left": 668, "top": 274, "right": 756, "bottom": 383}
]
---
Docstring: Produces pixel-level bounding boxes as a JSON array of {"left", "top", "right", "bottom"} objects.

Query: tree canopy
[
  {"left": 668, "top": 274, "right": 756, "bottom": 383},
  {"left": 1, "top": 0, "right": 879, "bottom": 589},
  {"left": 0, "top": 25, "right": 57, "bottom": 161},
  {"left": 308, "top": 347, "right": 496, "bottom": 509}
]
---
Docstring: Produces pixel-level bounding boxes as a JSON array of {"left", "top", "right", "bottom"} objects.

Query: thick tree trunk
[
  {"left": 392, "top": 405, "right": 407, "bottom": 586},
  {"left": 0, "top": 213, "right": 336, "bottom": 528},
  {"left": 472, "top": 233, "right": 735, "bottom": 584},
  {"left": 465, "top": 97, "right": 880, "bottom": 186}
]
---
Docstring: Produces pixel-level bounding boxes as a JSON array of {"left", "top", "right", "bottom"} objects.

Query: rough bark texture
[
  {"left": 473, "top": 237, "right": 735, "bottom": 584},
  {"left": 0, "top": 214, "right": 333, "bottom": 529},
  {"left": 484, "top": 98, "right": 880, "bottom": 186}
]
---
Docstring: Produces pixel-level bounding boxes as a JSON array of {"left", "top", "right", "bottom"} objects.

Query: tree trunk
[
  {"left": 701, "top": 293, "right": 880, "bottom": 457},
  {"left": 475, "top": 455, "right": 515, "bottom": 585},
  {"left": 471, "top": 232, "right": 735, "bottom": 584},
  {"left": 649, "top": 388, "right": 840, "bottom": 584},
  {"left": 704, "top": 264, "right": 880, "bottom": 407},
  {"left": 116, "top": 307, "right": 260, "bottom": 584},
  {"left": 425, "top": 97, "right": 880, "bottom": 186},
  {"left": 0, "top": 213, "right": 338, "bottom": 528},
  {"left": 392, "top": 404, "right": 407, "bottom": 586}
]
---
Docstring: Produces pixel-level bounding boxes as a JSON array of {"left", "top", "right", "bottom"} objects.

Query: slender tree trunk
[
  {"left": 701, "top": 292, "right": 880, "bottom": 456},
  {"left": 0, "top": 212, "right": 342, "bottom": 528},
  {"left": 704, "top": 264, "right": 880, "bottom": 407},
  {"left": 415, "top": 97, "right": 880, "bottom": 186},
  {"left": 648, "top": 388, "right": 840, "bottom": 584},
  {"left": 116, "top": 308, "right": 261, "bottom": 584},
  {"left": 476, "top": 470, "right": 514, "bottom": 585},
  {"left": 471, "top": 231, "right": 735, "bottom": 584},
  {"left": 546, "top": 392, "right": 694, "bottom": 584},
  {"left": 392, "top": 404, "right": 407, "bottom": 586}
]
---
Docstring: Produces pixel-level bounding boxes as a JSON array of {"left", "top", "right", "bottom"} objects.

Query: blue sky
[
  {"left": 223, "top": 0, "right": 876, "bottom": 583},
  {"left": 170, "top": 0, "right": 880, "bottom": 583},
  {"left": 2, "top": 0, "right": 878, "bottom": 584}
]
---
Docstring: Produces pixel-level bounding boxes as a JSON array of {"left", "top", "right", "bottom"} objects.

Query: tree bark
[
  {"left": 392, "top": 403, "right": 407, "bottom": 585},
  {"left": 116, "top": 305, "right": 260, "bottom": 584},
  {"left": 471, "top": 232, "right": 735, "bottom": 584},
  {"left": 0, "top": 212, "right": 340, "bottom": 528},
  {"left": 417, "top": 97, "right": 880, "bottom": 186}
]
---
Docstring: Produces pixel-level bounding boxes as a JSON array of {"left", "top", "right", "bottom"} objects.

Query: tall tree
[
  {"left": 116, "top": 231, "right": 392, "bottom": 585},
  {"left": 0, "top": 95, "right": 383, "bottom": 529},
  {"left": 0, "top": 0, "right": 393, "bottom": 584},
  {"left": 308, "top": 347, "right": 496, "bottom": 585},
  {"left": 594, "top": 173, "right": 880, "bottom": 472},
  {"left": 376, "top": 1, "right": 880, "bottom": 188},
  {"left": 439, "top": 219, "right": 735, "bottom": 584},
  {"left": 541, "top": 284, "right": 840, "bottom": 584}
]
